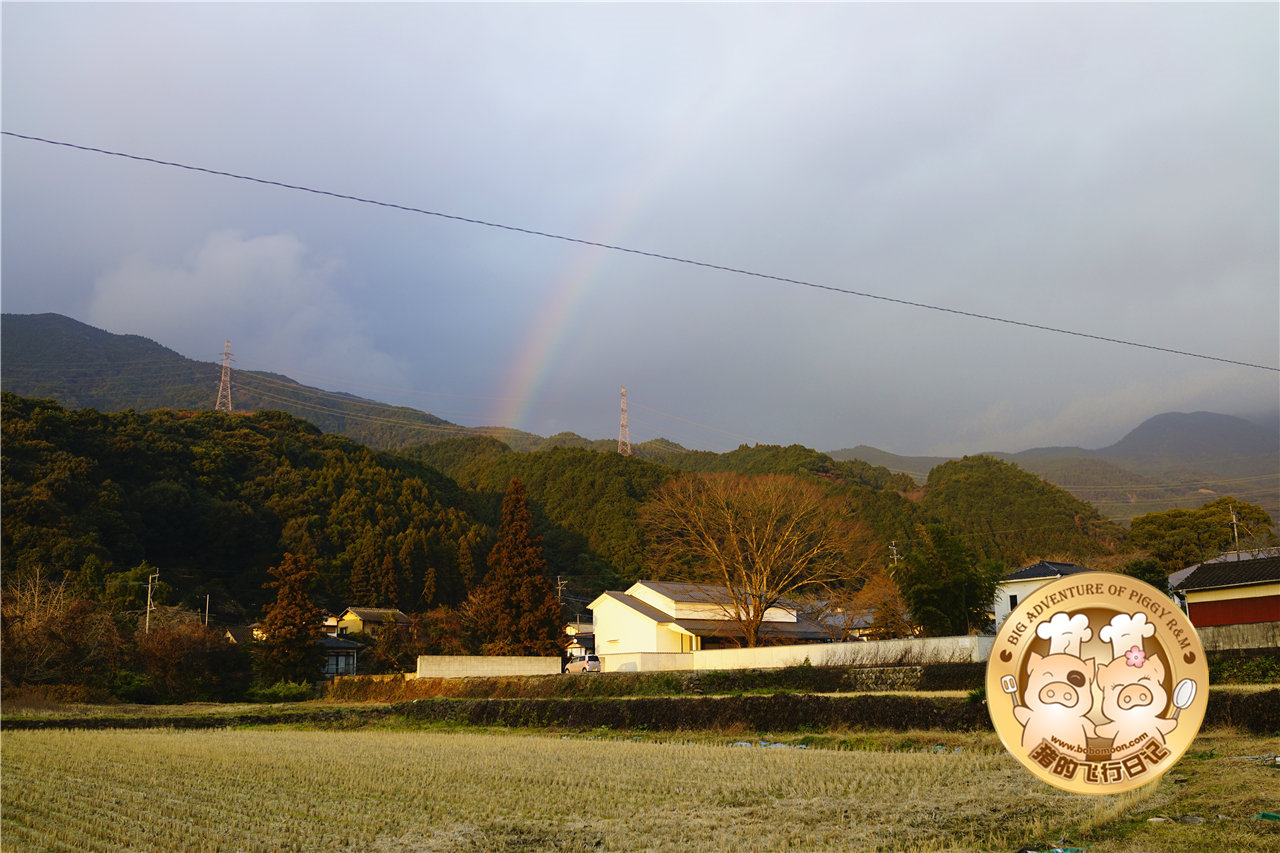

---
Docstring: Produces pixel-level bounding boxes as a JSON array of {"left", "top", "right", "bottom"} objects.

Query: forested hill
[
  {"left": 0, "top": 393, "right": 490, "bottom": 621},
  {"left": 1, "top": 313, "right": 461, "bottom": 450},
  {"left": 1, "top": 392, "right": 1136, "bottom": 626},
  {"left": 918, "top": 456, "right": 1127, "bottom": 563}
]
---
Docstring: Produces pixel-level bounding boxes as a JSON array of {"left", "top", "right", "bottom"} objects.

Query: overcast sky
[{"left": 3, "top": 2, "right": 1277, "bottom": 455}]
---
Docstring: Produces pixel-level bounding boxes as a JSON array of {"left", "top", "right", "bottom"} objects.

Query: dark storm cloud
[{"left": 3, "top": 2, "right": 1275, "bottom": 454}]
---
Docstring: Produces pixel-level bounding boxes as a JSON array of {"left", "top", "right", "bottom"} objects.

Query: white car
[{"left": 564, "top": 654, "right": 601, "bottom": 673}]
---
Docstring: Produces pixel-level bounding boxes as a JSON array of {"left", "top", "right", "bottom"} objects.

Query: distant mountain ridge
[
  {"left": 3, "top": 312, "right": 1275, "bottom": 523},
  {"left": 830, "top": 411, "right": 1279, "bottom": 523},
  {"left": 0, "top": 313, "right": 688, "bottom": 459},
  {"left": 1, "top": 313, "right": 459, "bottom": 450}
]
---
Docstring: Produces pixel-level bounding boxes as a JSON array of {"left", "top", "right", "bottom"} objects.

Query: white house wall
[
  {"left": 994, "top": 579, "right": 1054, "bottom": 627},
  {"left": 593, "top": 596, "right": 685, "bottom": 655}
]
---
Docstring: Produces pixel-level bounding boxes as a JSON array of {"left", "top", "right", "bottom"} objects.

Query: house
[
  {"left": 993, "top": 560, "right": 1092, "bottom": 628},
  {"left": 318, "top": 635, "right": 362, "bottom": 677},
  {"left": 1174, "top": 551, "right": 1280, "bottom": 628},
  {"left": 565, "top": 617, "right": 594, "bottom": 658},
  {"left": 589, "top": 580, "right": 829, "bottom": 656},
  {"left": 223, "top": 626, "right": 363, "bottom": 679},
  {"left": 328, "top": 607, "right": 410, "bottom": 638}
]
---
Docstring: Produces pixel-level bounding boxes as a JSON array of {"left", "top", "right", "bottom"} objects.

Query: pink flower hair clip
[{"left": 1124, "top": 645, "right": 1146, "bottom": 667}]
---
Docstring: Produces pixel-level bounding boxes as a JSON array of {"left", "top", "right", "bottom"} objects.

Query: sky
[{"left": 3, "top": 2, "right": 1277, "bottom": 456}]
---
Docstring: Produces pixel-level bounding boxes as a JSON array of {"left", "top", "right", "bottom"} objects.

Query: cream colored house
[
  {"left": 327, "top": 607, "right": 410, "bottom": 638},
  {"left": 589, "top": 580, "right": 827, "bottom": 656}
]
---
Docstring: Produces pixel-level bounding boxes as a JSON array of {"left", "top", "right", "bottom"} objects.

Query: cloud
[{"left": 87, "top": 231, "right": 408, "bottom": 389}]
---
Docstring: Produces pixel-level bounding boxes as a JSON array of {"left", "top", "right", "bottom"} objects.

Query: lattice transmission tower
[
  {"left": 215, "top": 341, "right": 233, "bottom": 413},
  {"left": 617, "top": 386, "right": 631, "bottom": 456}
]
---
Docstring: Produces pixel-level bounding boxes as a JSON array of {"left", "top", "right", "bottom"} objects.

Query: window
[{"left": 1009, "top": 594, "right": 1018, "bottom": 609}]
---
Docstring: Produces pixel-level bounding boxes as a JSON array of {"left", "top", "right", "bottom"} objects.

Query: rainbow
[
  {"left": 488, "top": 245, "right": 608, "bottom": 433},
  {"left": 487, "top": 109, "right": 718, "bottom": 433}
]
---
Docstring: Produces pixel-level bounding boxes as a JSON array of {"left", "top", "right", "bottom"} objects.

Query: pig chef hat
[
  {"left": 1099, "top": 612, "right": 1155, "bottom": 661},
  {"left": 1035, "top": 612, "right": 1093, "bottom": 658}
]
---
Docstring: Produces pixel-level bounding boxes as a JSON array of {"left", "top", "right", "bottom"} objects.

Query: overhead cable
[{"left": 5, "top": 131, "right": 1277, "bottom": 373}]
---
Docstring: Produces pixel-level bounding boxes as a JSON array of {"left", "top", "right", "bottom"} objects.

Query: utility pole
[
  {"left": 889, "top": 541, "right": 900, "bottom": 566},
  {"left": 215, "top": 340, "right": 233, "bottom": 412},
  {"left": 144, "top": 569, "right": 160, "bottom": 634},
  {"left": 617, "top": 386, "right": 631, "bottom": 456}
]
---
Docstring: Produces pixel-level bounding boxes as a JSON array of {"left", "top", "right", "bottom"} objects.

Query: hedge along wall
[
  {"left": 393, "top": 693, "right": 994, "bottom": 732},
  {"left": 388, "top": 689, "right": 1280, "bottom": 735}
]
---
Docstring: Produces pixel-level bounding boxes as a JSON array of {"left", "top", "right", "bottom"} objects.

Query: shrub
[
  {"left": 248, "top": 680, "right": 316, "bottom": 703},
  {"left": 111, "top": 671, "right": 161, "bottom": 704},
  {"left": 1204, "top": 688, "right": 1280, "bottom": 734},
  {"left": 1208, "top": 651, "right": 1280, "bottom": 685}
]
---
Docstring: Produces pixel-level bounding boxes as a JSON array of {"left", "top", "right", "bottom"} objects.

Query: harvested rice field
[{"left": 2, "top": 728, "right": 1277, "bottom": 852}]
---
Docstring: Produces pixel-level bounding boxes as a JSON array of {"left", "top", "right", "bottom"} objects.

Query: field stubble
[{"left": 1, "top": 728, "right": 1276, "bottom": 852}]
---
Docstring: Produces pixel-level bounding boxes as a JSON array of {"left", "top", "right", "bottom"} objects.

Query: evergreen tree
[
  {"left": 465, "top": 479, "right": 564, "bottom": 655},
  {"left": 893, "top": 524, "right": 1005, "bottom": 636},
  {"left": 257, "top": 553, "right": 323, "bottom": 684}
]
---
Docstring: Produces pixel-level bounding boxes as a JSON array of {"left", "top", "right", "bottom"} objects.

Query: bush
[
  {"left": 111, "top": 671, "right": 161, "bottom": 704},
  {"left": 918, "top": 662, "right": 985, "bottom": 691},
  {"left": 1204, "top": 688, "right": 1280, "bottom": 734},
  {"left": 248, "top": 680, "right": 316, "bottom": 703},
  {"left": 1208, "top": 651, "right": 1280, "bottom": 685}
]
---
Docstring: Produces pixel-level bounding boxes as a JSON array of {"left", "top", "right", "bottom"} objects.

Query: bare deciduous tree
[{"left": 640, "top": 473, "right": 879, "bottom": 647}]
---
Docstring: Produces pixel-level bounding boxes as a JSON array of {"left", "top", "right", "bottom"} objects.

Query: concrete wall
[
  {"left": 1194, "top": 621, "right": 1280, "bottom": 652},
  {"left": 600, "top": 635, "right": 994, "bottom": 673},
  {"left": 415, "top": 655, "right": 563, "bottom": 678},
  {"left": 604, "top": 652, "right": 692, "bottom": 673}
]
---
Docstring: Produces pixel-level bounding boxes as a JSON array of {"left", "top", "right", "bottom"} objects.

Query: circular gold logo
[{"left": 986, "top": 572, "right": 1208, "bottom": 794}]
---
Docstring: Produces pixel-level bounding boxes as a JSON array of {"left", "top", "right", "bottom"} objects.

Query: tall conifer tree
[
  {"left": 257, "top": 552, "right": 324, "bottom": 683},
  {"left": 467, "top": 479, "right": 564, "bottom": 655}
]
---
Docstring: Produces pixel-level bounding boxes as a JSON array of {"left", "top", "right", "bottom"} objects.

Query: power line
[{"left": 6, "top": 130, "right": 1277, "bottom": 374}]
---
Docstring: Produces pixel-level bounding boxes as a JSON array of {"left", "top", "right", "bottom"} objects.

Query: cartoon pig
[
  {"left": 1014, "top": 650, "right": 1097, "bottom": 758},
  {"left": 1095, "top": 650, "right": 1177, "bottom": 759}
]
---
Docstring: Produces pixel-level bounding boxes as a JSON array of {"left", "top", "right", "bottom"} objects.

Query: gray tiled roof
[
  {"left": 1004, "top": 560, "right": 1092, "bottom": 581},
  {"left": 633, "top": 580, "right": 801, "bottom": 610},
  {"left": 344, "top": 607, "right": 410, "bottom": 623},
  {"left": 1175, "top": 554, "right": 1280, "bottom": 592}
]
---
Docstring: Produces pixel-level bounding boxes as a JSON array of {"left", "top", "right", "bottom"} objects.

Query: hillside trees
[
  {"left": 920, "top": 456, "right": 1125, "bottom": 564},
  {"left": 404, "top": 442, "right": 674, "bottom": 592},
  {"left": 0, "top": 395, "right": 490, "bottom": 618},
  {"left": 640, "top": 473, "right": 880, "bottom": 647},
  {"left": 464, "top": 479, "right": 565, "bottom": 656},
  {"left": 1128, "top": 497, "right": 1277, "bottom": 571}
]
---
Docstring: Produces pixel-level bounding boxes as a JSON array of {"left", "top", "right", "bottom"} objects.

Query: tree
[
  {"left": 811, "top": 568, "right": 916, "bottom": 641},
  {"left": 1120, "top": 557, "right": 1172, "bottom": 597},
  {"left": 464, "top": 479, "right": 564, "bottom": 656},
  {"left": 639, "top": 473, "right": 879, "bottom": 647},
  {"left": 0, "top": 567, "right": 123, "bottom": 688},
  {"left": 893, "top": 524, "right": 1005, "bottom": 637},
  {"left": 256, "top": 553, "right": 323, "bottom": 684},
  {"left": 1129, "top": 498, "right": 1277, "bottom": 571},
  {"left": 135, "top": 621, "right": 252, "bottom": 702}
]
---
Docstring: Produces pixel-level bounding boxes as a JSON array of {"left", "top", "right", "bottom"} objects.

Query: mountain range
[{"left": 3, "top": 312, "right": 1276, "bottom": 523}]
